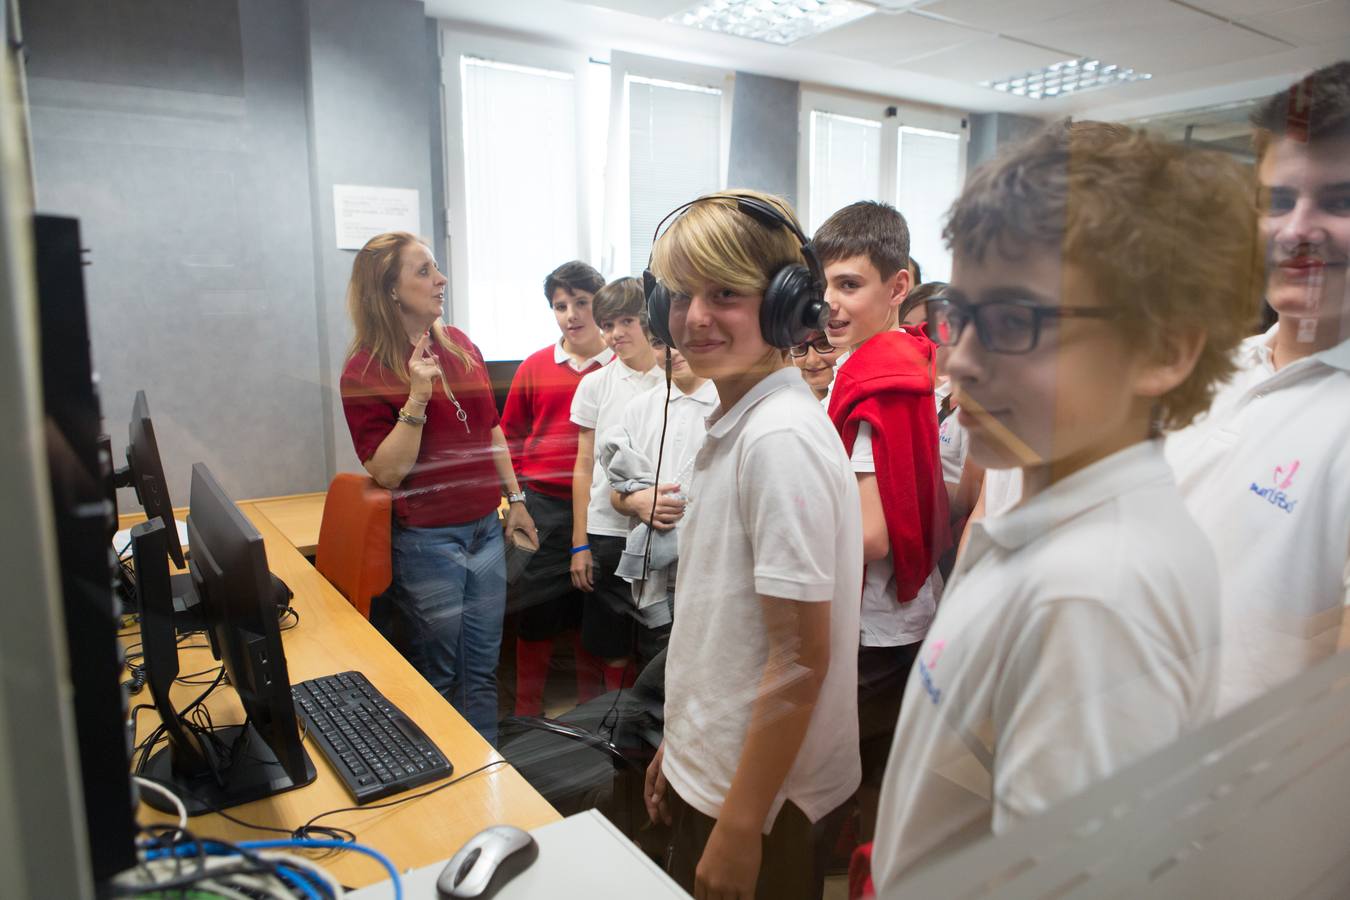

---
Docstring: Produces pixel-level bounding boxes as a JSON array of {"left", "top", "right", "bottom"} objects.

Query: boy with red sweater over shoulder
[
  {"left": 815, "top": 201, "right": 951, "bottom": 841},
  {"left": 501, "top": 260, "right": 614, "bottom": 715}
]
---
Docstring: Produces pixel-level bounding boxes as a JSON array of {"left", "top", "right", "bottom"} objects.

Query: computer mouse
[{"left": 437, "top": 825, "right": 539, "bottom": 899}]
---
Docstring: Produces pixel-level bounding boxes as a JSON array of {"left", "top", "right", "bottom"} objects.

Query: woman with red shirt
[{"left": 340, "top": 231, "right": 536, "bottom": 744}]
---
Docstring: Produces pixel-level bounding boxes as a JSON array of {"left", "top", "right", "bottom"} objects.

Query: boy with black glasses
[
  {"left": 869, "top": 122, "right": 1260, "bottom": 890},
  {"left": 789, "top": 333, "right": 842, "bottom": 404}
]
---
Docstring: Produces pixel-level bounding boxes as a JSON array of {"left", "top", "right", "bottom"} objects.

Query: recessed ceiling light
[
  {"left": 980, "top": 57, "right": 1152, "bottom": 100},
  {"left": 665, "top": 0, "right": 874, "bottom": 46}
]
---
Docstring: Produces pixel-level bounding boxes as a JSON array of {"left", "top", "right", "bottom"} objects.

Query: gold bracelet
[{"left": 398, "top": 408, "right": 427, "bottom": 426}]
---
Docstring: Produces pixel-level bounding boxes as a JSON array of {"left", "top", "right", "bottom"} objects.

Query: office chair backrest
[{"left": 314, "top": 473, "right": 392, "bottom": 618}]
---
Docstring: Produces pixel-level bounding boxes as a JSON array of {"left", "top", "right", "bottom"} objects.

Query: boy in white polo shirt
[
  {"left": 642, "top": 191, "right": 862, "bottom": 900},
  {"left": 569, "top": 277, "right": 663, "bottom": 694},
  {"left": 602, "top": 345, "right": 718, "bottom": 640},
  {"left": 869, "top": 122, "right": 1261, "bottom": 890},
  {"left": 900, "top": 282, "right": 969, "bottom": 504},
  {"left": 1167, "top": 62, "right": 1350, "bottom": 714},
  {"left": 813, "top": 201, "right": 950, "bottom": 843}
]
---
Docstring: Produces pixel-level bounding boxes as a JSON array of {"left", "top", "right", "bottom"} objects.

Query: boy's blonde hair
[
  {"left": 945, "top": 121, "right": 1263, "bottom": 430},
  {"left": 650, "top": 190, "right": 806, "bottom": 299}
]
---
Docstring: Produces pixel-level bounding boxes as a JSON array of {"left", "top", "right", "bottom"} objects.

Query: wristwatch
[{"left": 507, "top": 491, "right": 527, "bottom": 505}]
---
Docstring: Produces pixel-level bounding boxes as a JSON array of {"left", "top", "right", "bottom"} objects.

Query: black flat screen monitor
[
  {"left": 131, "top": 517, "right": 213, "bottom": 782},
  {"left": 140, "top": 463, "right": 314, "bottom": 813},
  {"left": 36, "top": 213, "right": 138, "bottom": 880},
  {"left": 126, "top": 390, "right": 185, "bottom": 568}
]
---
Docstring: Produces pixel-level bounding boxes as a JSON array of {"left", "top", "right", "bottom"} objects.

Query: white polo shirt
[
  {"left": 1166, "top": 325, "right": 1350, "bottom": 714},
  {"left": 983, "top": 467, "right": 1024, "bottom": 518},
  {"left": 852, "top": 423, "right": 941, "bottom": 647},
  {"left": 616, "top": 378, "right": 719, "bottom": 497},
  {"left": 662, "top": 366, "right": 863, "bottom": 830},
  {"left": 570, "top": 359, "right": 663, "bottom": 537},
  {"left": 935, "top": 380, "right": 967, "bottom": 487},
  {"left": 554, "top": 338, "right": 613, "bottom": 372},
  {"left": 871, "top": 440, "right": 1220, "bottom": 890},
  {"left": 612, "top": 378, "right": 720, "bottom": 625}
]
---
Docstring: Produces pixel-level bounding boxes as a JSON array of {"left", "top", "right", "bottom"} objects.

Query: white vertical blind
[
  {"left": 628, "top": 75, "right": 722, "bottom": 277},
  {"left": 461, "top": 57, "right": 579, "bottom": 360},
  {"left": 808, "top": 110, "right": 882, "bottom": 235},
  {"left": 897, "top": 125, "right": 962, "bottom": 283}
]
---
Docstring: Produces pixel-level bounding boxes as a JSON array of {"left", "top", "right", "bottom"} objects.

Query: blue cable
[
  {"left": 272, "top": 864, "right": 324, "bottom": 900},
  {"left": 143, "top": 837, "right": 397, "bottom": 899},
  {"left": 240, "top": 838, "right": 403, "bottom": 900}
]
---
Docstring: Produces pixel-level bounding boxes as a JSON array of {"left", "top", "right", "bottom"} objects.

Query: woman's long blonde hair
[{"left": 345, "top": 231, "right": 474, "bottom": 382}]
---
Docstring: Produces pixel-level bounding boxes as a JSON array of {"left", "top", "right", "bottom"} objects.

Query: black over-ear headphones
[{"left": 642, "top": 194, "right": 828, "bottom": 350}]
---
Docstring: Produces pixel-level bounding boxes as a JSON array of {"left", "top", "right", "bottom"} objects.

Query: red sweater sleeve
[
  {"left": 829, "top": 329, "right": 951, "bottom": 605},
  {"left": 500, "top": 352, "right": 536, "bottom": 465},
  {"left": 867, "top": 391, "right": 950, "bottom": 603}
]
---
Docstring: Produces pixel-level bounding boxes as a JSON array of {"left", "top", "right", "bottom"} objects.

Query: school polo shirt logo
[
  {"left": 918, "top": 639, "right": 946, "bottom": 705},
  {"left": 1248, "top": 459, "right": 1301, "bottom": 514}
]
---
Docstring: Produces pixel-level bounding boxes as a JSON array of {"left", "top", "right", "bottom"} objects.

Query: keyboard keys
[{"left": 292, "top": 670, "right": 453, "bottom": 803}]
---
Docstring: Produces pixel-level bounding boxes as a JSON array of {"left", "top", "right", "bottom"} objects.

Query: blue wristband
[{"left": 570, "top": 544, "right": 590, "bottom": 555}]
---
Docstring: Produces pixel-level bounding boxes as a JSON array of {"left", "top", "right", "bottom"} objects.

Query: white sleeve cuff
[{"left": 754, "top": 575, "right": 834, "bottom": 602}]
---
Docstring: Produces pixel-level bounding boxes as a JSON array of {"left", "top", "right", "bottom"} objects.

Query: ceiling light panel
[
  {"left": 982, "top": 57, "right": 1151, "bottom": 100},
  {"left": 666, "top": 0, "right": 875, "bottom": 46}
]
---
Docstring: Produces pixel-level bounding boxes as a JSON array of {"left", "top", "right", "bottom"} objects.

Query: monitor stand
[
  {"left": 142, "top": 723, "right": 316, "bottom": 816},
  {"left": 164, "top": 567, "right": 287, "bottom": 634},
  {"left": 169, "top": 572, "right": 205, "bottom": 633}
]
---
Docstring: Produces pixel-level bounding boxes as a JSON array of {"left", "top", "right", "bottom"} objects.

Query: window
[
  {"left": 897, "top": 126, "right": 962, "bottom": 283},
  {"left": 627, "top": 75, "right": 723, "bottom": 276},
  {"left": 459, "top": 57, "right": 581, "bottom": 360},
  {"left": 808, "top": 110, "right": 882, "bottom": 235},
  {"left": 800, "top": 91, "right": 966, "bottom": 278}
]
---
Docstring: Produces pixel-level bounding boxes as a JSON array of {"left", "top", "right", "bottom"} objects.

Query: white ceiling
[{"left": 424, "top": 0, "right": 1350, "bottom": 119}]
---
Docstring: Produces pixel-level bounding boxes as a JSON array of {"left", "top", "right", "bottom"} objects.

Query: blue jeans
[{"left": 387, "top": 511, "right": 505, "bottom": 744}]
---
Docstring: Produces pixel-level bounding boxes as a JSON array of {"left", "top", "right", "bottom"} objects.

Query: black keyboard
[{"left": 292, "top": 670, "right": 453, "bottom": 803}]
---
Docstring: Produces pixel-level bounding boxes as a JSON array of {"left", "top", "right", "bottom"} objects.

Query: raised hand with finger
[{"left": 407, "top": 330, "right": 443, "bottom": 405}]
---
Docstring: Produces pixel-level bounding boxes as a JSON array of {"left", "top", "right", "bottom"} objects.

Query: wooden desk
[
  {"left": 248, "top": 492, "right": 326, "bottom": 555},
  {"left": 231, "top": 490, "right": 511, "bottom": 558},
  {"left": 131, "top": 502, "right": 560, "bottom": 887}
]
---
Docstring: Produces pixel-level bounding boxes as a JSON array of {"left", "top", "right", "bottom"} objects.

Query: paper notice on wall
[{"left": 333, "top": 185, "right": 420, "bottom": 250}]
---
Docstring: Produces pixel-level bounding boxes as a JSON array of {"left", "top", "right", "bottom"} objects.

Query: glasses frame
[
  {"left": 926, "top": 295, "right": 1121, "bottom": 355},
  {"left": 789, "top": 333, "right": 836, "bottom": 358}
]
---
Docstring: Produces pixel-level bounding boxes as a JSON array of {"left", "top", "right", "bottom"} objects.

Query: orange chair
[{"left": 314, "top": 473, "right": 393, "bottom": 619}]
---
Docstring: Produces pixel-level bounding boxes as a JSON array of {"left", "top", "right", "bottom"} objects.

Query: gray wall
[
  {"left": 24, "top": 0, "right": 439, "bottom": 508},
  {"left": 303, "top": 0, "right": 441, "bottom": 481},
  {"left": 728, "top": 72, "right": 800, "bottom": 207},
  {"left": 967, "top": 111, "right": 1044, "bottom": 173}
]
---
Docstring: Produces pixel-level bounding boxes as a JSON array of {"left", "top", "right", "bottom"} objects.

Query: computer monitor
[
  {"left": 130, "top": 517, "right": 214, "bottom": 782},
  {"left": 139, "top": 463, "right": 315, "bottom": 814},
  {"left": 125, "top": 391, "right": 185, "bottom": 568},
  {"left": 35, "top": 213, "right": 138, "bottom": 881}
]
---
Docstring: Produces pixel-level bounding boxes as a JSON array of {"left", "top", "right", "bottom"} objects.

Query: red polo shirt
[
  {"left": 341, "top": 326, "right": 500, "bottom": 527},
  {"left": 500, "top": 340, "right": 612, "bottom": 498}
]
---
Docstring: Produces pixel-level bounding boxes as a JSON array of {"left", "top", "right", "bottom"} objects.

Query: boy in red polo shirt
[{"left": 502, "top": 260, "right": 615, "bottom": 715}]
